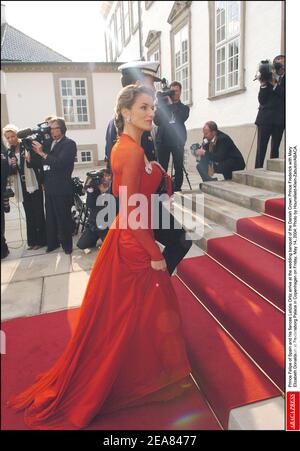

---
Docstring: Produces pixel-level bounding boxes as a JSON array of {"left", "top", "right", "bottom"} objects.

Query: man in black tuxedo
[
  {"left": 255, "top": 55, "right": 285, "bottom": 168},
  {"left": 195, "top": 121, "right": 245, "bottom": 182},
  {"left": 104, "top": 61, "right": 192, "bottom": 275},
  {"left": 32, "top": 118, "right": 77, "bottom": 254}
]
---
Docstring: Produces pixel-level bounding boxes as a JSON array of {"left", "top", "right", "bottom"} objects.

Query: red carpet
[
  {"left": 265, "top": 198, "right": 285, "bottom": 220},
  {"left": 1, "top": 309, "right": 220, "bottom": 430},
  {"left": 172, "top": 277, "right": 281, "bottom": 429},
  {"left": 206, "top": 235, "right": 284, "bottom": 310},
  {"left": 237, "top": 215, "right": 285, "bottom": 257},
  {"left": 177, "top": 256, "right": 284, "bottom": 390}
]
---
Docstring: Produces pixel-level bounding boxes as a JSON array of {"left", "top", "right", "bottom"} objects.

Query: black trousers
[
  {"left": 158, "top": 145, "right": 184, "bottom": 191},
  {"left": 22, "top": 189, "right": 46, "bottom": 247},
  {"left": 77, "top": 227, "right": 108, "bottom": 250},
  {"left": 1, "top": 199, "right": 9, "bottom": 258},
  {"left": 255, "top": 124, "right": 285, "bottom": 168},
  {"left": 45, "top": 193, "right": 73, "bottom": 252},
  {"left": 153, "top": 203, "right": 192, "bottom": 275}
]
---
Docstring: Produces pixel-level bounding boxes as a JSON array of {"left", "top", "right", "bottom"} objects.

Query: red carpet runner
[
  {"left": 265, "top": 198, "right": 285, "bottom": 220},
  {"left": 1, "top": 309, "right": 220, "bottom": 430},
  {"left": 172, "top": 277, "right": 281, "bottom": 428},
  {"left": 237, "top": 215, "right": 284, "bottom": 257},
  {"left": 207, "top": 235, "right": 284, "bottom": 310},
  {"left": 176, "top": 255, "right": 284, "bottom": 390}
]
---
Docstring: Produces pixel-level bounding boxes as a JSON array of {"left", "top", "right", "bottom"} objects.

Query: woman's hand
[
  {"left": 10, "top": 156, "right": 17, "bottom": 167},
  {"left": 151, "top": 258, "right": 167, "bottom": 271}
]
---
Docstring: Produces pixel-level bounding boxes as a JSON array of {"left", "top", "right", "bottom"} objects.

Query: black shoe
[
  {"left": 64, "top": 249, "right": 73, "bottom": 255},
  {"left": 1, "top": 248, "right": 9, "bottom": 259},
  {"left": 46, "top": 245, "right": 60, "bottom": 253}
]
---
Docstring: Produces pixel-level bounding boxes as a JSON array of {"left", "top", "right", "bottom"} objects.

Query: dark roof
[{"left": 1, "top": 23, "right": 71, "bottom": 62}]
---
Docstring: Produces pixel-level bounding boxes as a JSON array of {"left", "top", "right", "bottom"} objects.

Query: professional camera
[
  {"left": 84, "top": 169, "right": 111, "bottom": 192},
  {"left": 72, "top": 176, "right": 85, "bottom": 197},
  {"left": 253, "top": 60, "right": 275, "bottom": 83},
  {"left": 16, "top": 122, "right": 52, "bottom": 155},
  {"left": 156, "top": 78, "right": 176, "bottom": 102},
  {"left": 190, "top": 138, "right": 209, "bottom": 156}
]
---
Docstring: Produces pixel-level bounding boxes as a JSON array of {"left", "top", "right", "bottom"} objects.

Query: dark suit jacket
[
  {"left": 204, "top": 131, "right": 245, "bottom": 166},
  {"left": 154, "top": 100, "right": 190, "bottom": 148},
  {"left": 255, "top": 76, "right": 285, "bottom": 126},
  {"left": 43, "top": 136, "right": 77, "bottom": 196}
]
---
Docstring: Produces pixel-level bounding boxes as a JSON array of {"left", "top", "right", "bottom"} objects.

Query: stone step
[
  {"left": 232, "top": 169, "right": 284, "bottom": 193},
  {"left": 267, "top": 158, "right": 285, "bottom": 173},
  {"left": 167, "top": 198, "right": 232, "bottom": 252},
  {"left": 179, "top": 192, "right": 261, "bottom": 233},
  {"left": 200, "top": 180, "right": 283, "bottom": 214}
]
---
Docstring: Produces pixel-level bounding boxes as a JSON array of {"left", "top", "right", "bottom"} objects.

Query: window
[
  {"left": 81, "top": 151, "right": 92, "bottom": 163},
  {"left": 115, "top": 3, "right": 123, "bottom": 55},
  {"left": 75, "top": 151, "right": 92, "bottom": 164},
  {"left": 130, "top": 1, "right": 139, "bottom": 33},
  {"left": 109, "top": 16, "right": 116, "bottom": 61},
  {"left": 174, "top": 25, "right": 189, "bottom": 104},
  {"left": 149, "top": 49, "right": 160, "bottom": 77},
  {"left": 60, "top": 79, "right": 89, "bottom": 124},
  {"left": 123, "top": 1, "right": 130, "bottom": 44},
  {"left": 209, "top": 1, "right": 245, "bottom": 97}
]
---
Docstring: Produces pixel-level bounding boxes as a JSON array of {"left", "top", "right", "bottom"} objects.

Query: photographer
[
  {"left": 255, "top": 55, "right": 285, "bottom": 168},
  {"left": 3, "top": 124, "right": 46, "bottom": 250},
  {"left": 154, "top": 81, "right": 190, "bottom": 192},
  {"left": 76, "top": 169, "right": 111, "bottom": 250},
  {"left": 194, "top": 121, "right": 245, "bottom": 183},
  {"left": 31, "top": 117, "right": 77, "bottom": 255},
  {"left": 1, "top": 138, "right": 10, "bottom": 259}
]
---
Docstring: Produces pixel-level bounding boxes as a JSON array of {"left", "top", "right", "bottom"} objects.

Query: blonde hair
[
  {"left": 3, "top": 124, "right": 19, "bottom": 136},
  {"left": 114, "top": 84, "right": 154, "bottom": 136}
]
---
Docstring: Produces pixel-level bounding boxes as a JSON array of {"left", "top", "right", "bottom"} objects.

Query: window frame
[
  {"left": 115, "top": 2, "right": 123, "bottom": 57},
  {"left": 130, "top": 0, "right": 139, "bottom": 34},
  {"left": 53, "top": 72, "right": 96, "bottom": 130},
  {"left": 208, "top": 0, "right": 246, "bottom": 100},
  {"left": 170, "top": 10, "right": 192, "bottom": 106},
  {"left": 109, "top": 14, "right": 117, "bottom": 62},
  {"left": 60, "top": 78, "right": 90, "bottom": 125},
  {"left": 122, "top": 1, "right": 131, "bottom": 46}
]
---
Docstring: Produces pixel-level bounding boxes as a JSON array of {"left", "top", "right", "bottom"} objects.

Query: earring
[{"left": 126, "top": 117, "right": 131, "bottom": 123}]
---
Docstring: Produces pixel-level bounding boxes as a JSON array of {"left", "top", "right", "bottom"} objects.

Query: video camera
[
  {"left": 83, "top": 169, "right": 111, "bottom": 210},
  {"left": 16, "top": 121, "right": 52, "bottom": 155},
  {"left": 156, "top": 78, "right": 176, "bottom": 102},
  {"left": 84, "top": 169, "right": 111, "bottom": 192},
  {"left": 72, "top": 177, "right": 85, "bottom": 197},
  {"left": 190, "top": 139, "right": 209, "bottom": 157}
]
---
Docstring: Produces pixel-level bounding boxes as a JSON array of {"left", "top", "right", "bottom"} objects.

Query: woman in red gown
[{"left": 7, "top": 84, "right": 192, "bottom": 430}]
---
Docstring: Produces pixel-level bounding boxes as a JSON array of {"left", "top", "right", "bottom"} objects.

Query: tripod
[{"left": 170, "top": 155, "right": 192, "bottom": 190}]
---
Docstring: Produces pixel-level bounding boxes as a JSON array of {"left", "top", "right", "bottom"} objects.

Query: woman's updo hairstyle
[{"left": 114, "top": 83, "right": 154, "bottom": 136}]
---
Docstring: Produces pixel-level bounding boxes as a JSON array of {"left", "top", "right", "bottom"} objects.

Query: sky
[{"left": 3, "top": 1, "right": 107, "bottom": 62}]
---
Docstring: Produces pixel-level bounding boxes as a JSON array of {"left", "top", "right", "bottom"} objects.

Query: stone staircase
[{"left": 168, "top": 158, "right": 285, "bottom": 430}]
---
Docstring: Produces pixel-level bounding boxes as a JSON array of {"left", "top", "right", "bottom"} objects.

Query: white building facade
[
  {"left": 103, "top": 1, "right": 285, "bottom": 168},
  {"left": 1, "top": 62, "right": 121, "bottom": 166}
]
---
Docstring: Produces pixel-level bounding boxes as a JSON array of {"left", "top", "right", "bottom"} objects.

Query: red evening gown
[{"left": 7, "top": 133, "right": 192, "bottom": 430}]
